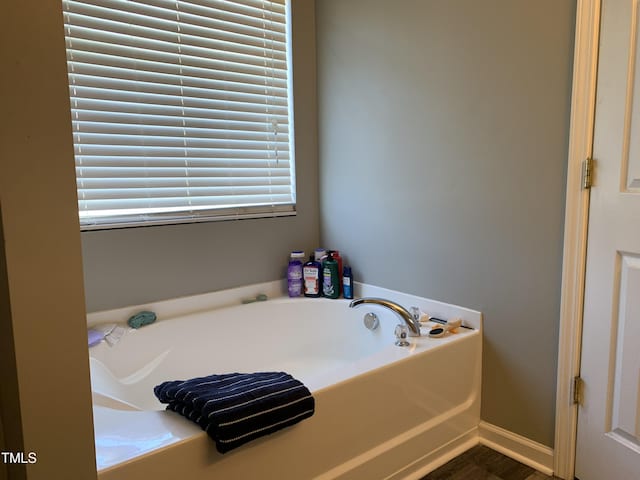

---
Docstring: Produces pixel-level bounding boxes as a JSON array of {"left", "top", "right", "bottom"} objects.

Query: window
[{"left": 62, "top": 0, "right": 295, "bottom": 230}]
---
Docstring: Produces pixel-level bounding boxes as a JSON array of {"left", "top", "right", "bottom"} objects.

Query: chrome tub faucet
[{"left": 348, "top": 297, "right": 422, "bottom": 337}]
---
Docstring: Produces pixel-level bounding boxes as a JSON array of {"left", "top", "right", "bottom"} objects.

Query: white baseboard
[
  {"left": 478, "top": 421, "right": 555, "bottom": 476},
  {"left": 395, "top": 428, "right": 479, "bottom": 480}
]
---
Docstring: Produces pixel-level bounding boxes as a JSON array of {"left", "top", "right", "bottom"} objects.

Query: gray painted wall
[
  {"left": 316, "top": 0, "right": 574, "bottom": 447},
  {"left": 81, "top": 1, "right": 319, "bottom": 312}
]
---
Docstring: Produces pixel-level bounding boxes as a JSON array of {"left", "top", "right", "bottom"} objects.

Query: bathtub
[{"left": 89, "top": 281, "right": 482, "bottom": 480}]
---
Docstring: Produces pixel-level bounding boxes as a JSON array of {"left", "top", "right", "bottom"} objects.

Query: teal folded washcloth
[
  {"left": 128, "top": 311, "right": 157, "bottom": 329},
  {"left": 241, "top": 293, "right": 268, "bottom": 304}
]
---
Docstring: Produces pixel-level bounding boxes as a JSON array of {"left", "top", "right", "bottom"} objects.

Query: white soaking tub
[{"left": 89, "top": 281, "right": 482, "bottom": 480}]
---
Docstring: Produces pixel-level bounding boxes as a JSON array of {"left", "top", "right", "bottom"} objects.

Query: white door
[{"left": 575, "top": 0, "right": 640, "bottom": 478}]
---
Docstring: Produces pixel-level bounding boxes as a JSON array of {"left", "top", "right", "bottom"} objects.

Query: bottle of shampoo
[
  {"left": 342, "top": 266, "right": 354, "bottom": 299},
  {"left": 314, "top": 248, "right": 327, "bottom": 263},
  {"left": 303, "top": 255, "right": 321, "bottom": 297},
  {"left": 287, "top": 251, "right": 304, "bottom": 297},
  {"left": 322, "top": 252, "right": 340, "bottom": 299}
]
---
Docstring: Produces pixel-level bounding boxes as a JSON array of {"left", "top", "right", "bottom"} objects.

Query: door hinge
[
  {"left": 572, "top": 375, "right": 584, "bottom": 405},
  {"left": 582, "top": 158, "right": 594, "bottom": 189}
]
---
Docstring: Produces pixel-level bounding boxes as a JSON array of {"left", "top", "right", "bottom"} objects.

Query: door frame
[{"left": 554, "top": 0, "right": 601, "bottom": 478}]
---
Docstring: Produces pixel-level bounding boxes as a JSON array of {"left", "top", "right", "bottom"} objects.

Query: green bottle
[{"left": 322, "top": 251, "right": 340, "bottom": 299}]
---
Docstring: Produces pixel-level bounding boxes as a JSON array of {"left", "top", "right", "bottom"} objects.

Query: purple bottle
[{"left": 287, "top": 251, "right": 304, "bottom": 297}]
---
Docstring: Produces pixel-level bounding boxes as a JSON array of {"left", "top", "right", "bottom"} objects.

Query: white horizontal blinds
[{"left": 63, "top": 0, "right": 295, "bottom": 229}]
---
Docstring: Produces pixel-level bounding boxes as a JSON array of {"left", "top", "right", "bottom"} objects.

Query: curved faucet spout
[{"left": 349, "top": 297, "right": 421, "bottom": 337}]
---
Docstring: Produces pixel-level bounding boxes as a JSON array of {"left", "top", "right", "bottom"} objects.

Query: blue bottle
[{"left": 342, "top": 266, "right": 354, "bottom": 299}]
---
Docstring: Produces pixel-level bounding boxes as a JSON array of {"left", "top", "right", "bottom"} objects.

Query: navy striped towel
[{"left": 154, "top": 372, "right": 315, "bottom": 453}]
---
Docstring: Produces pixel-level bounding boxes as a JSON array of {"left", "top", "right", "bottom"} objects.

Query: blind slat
[
  {"left": 78, "top": 172, "right": 292, "bottom": 184},
  {"left": 79, "top": 194, "right": 293, "bottom": 211},
  {"left": 67, "top": 49, "right": 288, "bottom": 80},
  {"left": 68, "top": 57, "right": 288, "bottom": 87},
  {"left": 69, "top": 85, "right": 289, "bottom": 109},
  {"left": 67, "top": 36, "right": 288, "bottom": 71},
  {"left": 70, "top": 104, "right": 290, "bottom": 124},
  {"left": 72, "top": 120, "right": 290, "bottom": 136},
  {"left": 76, "top": 158, "right": 291, "bottom": 167}
]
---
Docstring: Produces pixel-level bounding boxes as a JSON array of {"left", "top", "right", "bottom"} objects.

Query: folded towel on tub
[{"left": 154, "top": 371, "right": 315, "bottom": 453}]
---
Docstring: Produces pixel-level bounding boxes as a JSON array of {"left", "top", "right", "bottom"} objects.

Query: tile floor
[{"left": 421, "top": 445, "right": 562, "bottom": 480}]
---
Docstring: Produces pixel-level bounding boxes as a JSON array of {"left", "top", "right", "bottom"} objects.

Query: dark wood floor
[{"left": 421, "top": 445, "right": 562, "bottom": 480}]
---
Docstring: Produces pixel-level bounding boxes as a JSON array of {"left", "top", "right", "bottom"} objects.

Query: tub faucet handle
[
  {"left": 394, "top": 324, "right": 410, "bottom": 347},
  {"left": 410, "top": 307, "right": 421, "bottom": 321}
]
